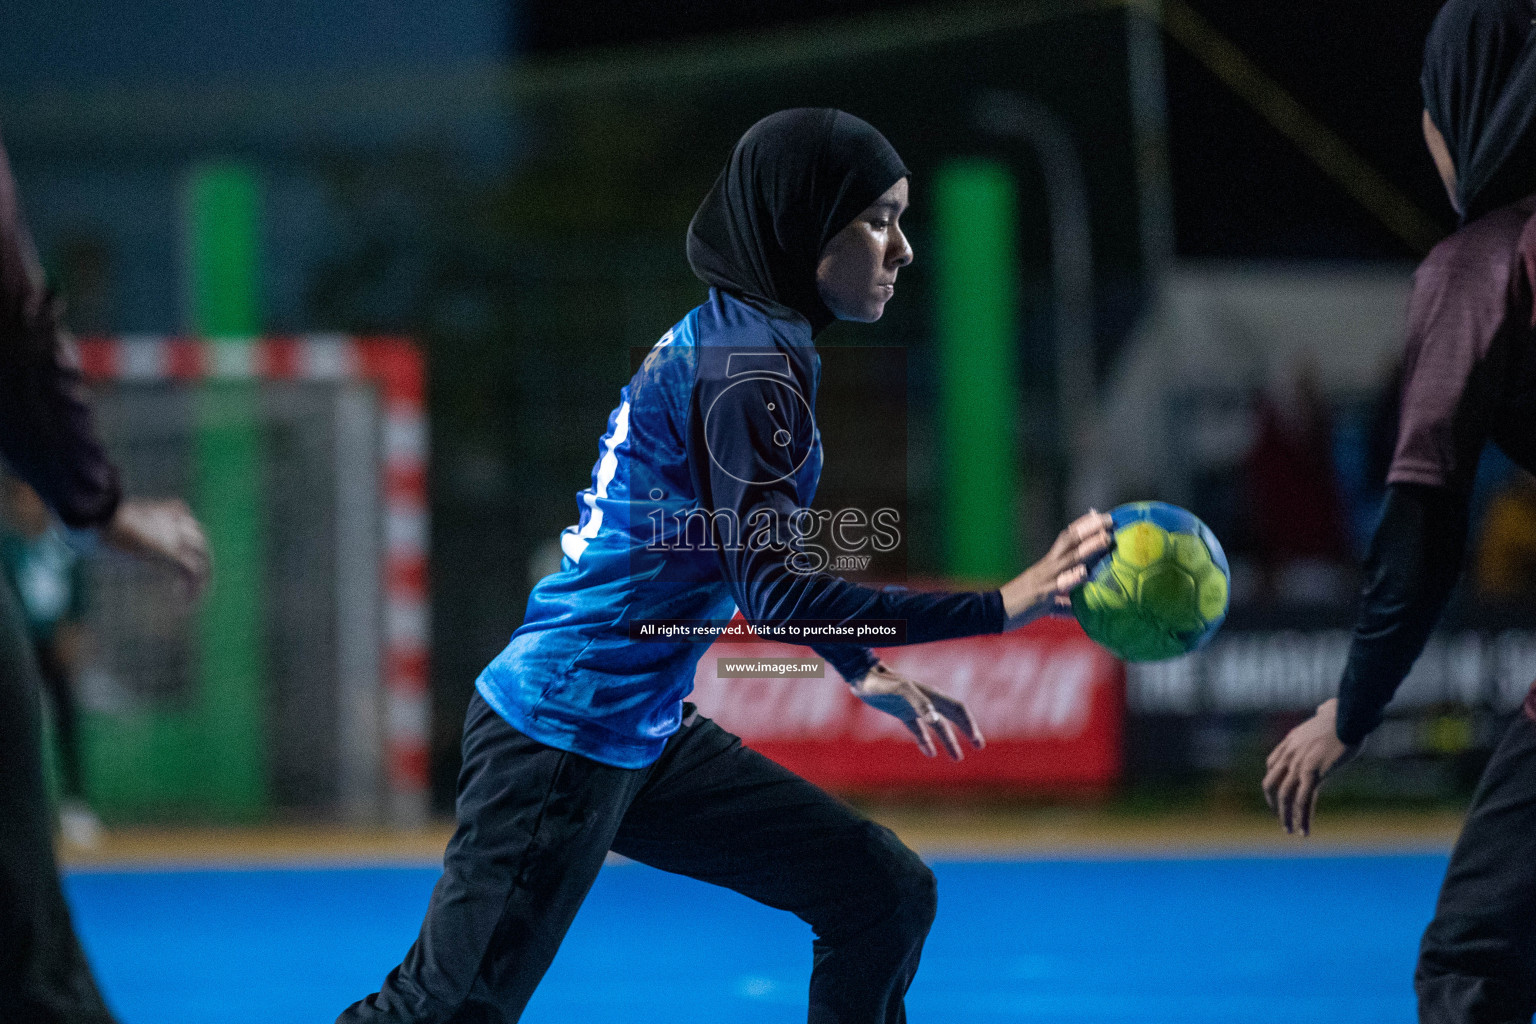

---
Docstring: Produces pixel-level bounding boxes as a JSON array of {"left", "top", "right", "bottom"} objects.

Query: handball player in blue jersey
[{"left": 339, "top": 109, "right": 1112, "bottom": 1024}]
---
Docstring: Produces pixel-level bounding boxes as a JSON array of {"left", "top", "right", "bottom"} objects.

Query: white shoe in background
[{"left": 59, "top": 800, "right": 103, "bottom": 850}]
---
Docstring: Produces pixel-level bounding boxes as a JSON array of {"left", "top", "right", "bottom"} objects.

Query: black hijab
[
  {"left": 1423, "top": 0, "right": 1536, "bottom": 222},
  {"left": 686, "top": 108, "right": 910, "bottom": 336}
]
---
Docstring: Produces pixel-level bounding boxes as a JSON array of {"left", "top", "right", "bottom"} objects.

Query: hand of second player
[{"left": 1261, "top": 698, "right": 1360, "bottom": 837}]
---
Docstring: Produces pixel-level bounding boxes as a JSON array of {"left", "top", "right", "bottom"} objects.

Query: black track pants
[
  {"left": 1417, "top": 713, "right": 1536, "bottom": 1024},
  {"left": 0, "top": 578, "right": 114, "bottom": 1023},
  {"left": 339, "top": 693, "right": 937, "bottom": 1024}
]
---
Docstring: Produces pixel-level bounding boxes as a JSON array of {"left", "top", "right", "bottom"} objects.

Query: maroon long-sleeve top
[{"left": 0, "top": 130, "right": 120, "bottom": 528}]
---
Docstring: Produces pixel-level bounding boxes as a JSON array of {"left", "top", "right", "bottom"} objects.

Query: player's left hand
[
  {"left": 1261, "top": 698, "right": 1360, "bottom": 836},
  {"left": 851, "top": 661, "right": 984, "bottom": 760}
]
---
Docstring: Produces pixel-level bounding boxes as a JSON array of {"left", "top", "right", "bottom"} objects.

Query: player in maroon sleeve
[
  {"left": 1261, "top": 2, "right": 1536, "bottom": 1020},
  {"left": 0, "top": 129, "right": 210, "bottom": 1023}
]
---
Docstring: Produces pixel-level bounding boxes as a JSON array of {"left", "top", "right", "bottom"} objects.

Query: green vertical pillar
[
  {"left": 933, "top": 160, "right": 1021, "bottom": 583},
  {"left": 187, "top": 162, "right": 266, "bottom": 818}
]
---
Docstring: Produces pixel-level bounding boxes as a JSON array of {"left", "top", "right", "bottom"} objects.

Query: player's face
[
  {"left": 816, "top": 177, "right": 913, "bottom": 323},
  {"left": 1423, "top": 109, "right": 1459, "bottom": 215}
]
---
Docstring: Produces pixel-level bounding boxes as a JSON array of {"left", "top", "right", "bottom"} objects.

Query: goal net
[{"left": 69, "top": 335, "right": 429, "bottom": 826}]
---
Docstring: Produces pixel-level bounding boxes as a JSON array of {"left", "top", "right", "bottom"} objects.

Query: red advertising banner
[{"left": 688, "top": 617, "right": 1124, "bottom": 792}]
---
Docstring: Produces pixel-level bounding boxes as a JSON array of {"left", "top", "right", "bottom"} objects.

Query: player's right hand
[
  {"left": 105, "top": 497, "right": 212, "bottom": 600},
  {"left": 999, "top": 509, "right": 1113, "bottom": 630},
  {"left": 1261, "top": 698, "right": 1360, "bottom": 836}
]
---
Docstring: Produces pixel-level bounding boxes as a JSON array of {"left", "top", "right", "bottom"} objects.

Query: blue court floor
[{"left": 66, "top": 853, "right": 1446, "bottom": 1023}]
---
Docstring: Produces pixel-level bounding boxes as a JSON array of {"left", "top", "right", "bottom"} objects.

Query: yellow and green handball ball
[{"left": 1069, "top": 501, "right": 1230, "bottom": 662}]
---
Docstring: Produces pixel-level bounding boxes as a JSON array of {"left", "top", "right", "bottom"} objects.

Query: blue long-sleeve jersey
[{"left": 477, "top": 289, "right": 1005, "bottom": 767}]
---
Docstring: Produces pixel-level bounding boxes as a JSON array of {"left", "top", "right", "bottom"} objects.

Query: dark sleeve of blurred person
[
  {"left": 1335, "top": 202, "right": 1536, "bottom": 745},
  {"left": 0, "top": 129, "right": 121, "bottom": 529}
]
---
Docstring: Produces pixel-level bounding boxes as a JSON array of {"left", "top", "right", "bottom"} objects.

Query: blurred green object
[
  {"left": 1071, "top": 501, "right": 1230, "bottom": 662},
  {"left": 187, "top": 164, "right": 261, "bottom": 334},
  {"left": 934, "top": 159, "right": 1021, "bottom": 584},
  {"left": 189, "top": 163, "right": 268, "bottom": 819}
]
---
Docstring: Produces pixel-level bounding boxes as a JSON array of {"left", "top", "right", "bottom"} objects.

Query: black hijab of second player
[
  {"left": 686, "top": 108, "right": 909, "bottom": 336},
  {"left": 1423, "top": 0, "right": 1536, "bottom": 222}
]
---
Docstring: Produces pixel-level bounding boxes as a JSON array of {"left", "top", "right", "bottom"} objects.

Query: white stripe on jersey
[
  {"left": 558, "top": 328, "right": 675, "bottom": 564},
  {"left": 560, "top": 399, "right": 632, "bottom": 563}
]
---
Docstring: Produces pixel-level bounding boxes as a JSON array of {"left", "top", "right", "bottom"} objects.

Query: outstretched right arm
[{"left": 691, "top": 369, "right": 1110, "bottom": 646}]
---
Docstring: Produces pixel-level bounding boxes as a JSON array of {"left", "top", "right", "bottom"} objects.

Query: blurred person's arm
[
  {"left": 1333, "top": 483, "right": 1469, "bottom": 745},
  {"left": 0, "top": 130, "right": 121, "bottom": 529},
  {"left": 1341, "top": 226, "right": 1508, "bottom": 733},
  {"left": 0, "top": 131, "right": 209, "bottom": 593}
]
